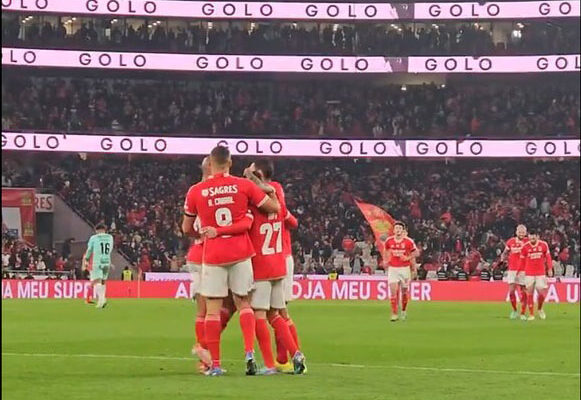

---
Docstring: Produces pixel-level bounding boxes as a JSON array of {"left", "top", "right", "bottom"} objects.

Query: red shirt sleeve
[
  {"left": 243, "top": 180, "right": 269, "bottom": 208},
  {"left": 183, "top": 186, "right": 197, "bottom": 217},
  {"left": 285, "top": 211, "right": 299, "bottom": 230}
]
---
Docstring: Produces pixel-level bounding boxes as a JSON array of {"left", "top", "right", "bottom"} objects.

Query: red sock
[
  {"left": 390, "top": 295, "right": 398, "bottom": 315},
  {"left": 401, "top": 291, "right": 409, "bottom": 312},
  {"left": 255, "top": 318, "right": 275, "bottom": 368},
  {"left": 275, "top": 333, "right": 288, "bottom": 364},
  {"left": 269, "top": 315, "right": 298, "bottom": 357},
  {"left": 528, "top": 293, "right": 535, "bottom": 315},
  {"left": 285, "top": 318, "right": 300, "bottom": 349},
  {"left": 204, "top": 315, "right": 221, "bottom": 368},
  {"left": 509, "top": 291, "right": 517, "bottom": 311},
  {"left": 239, "top": 308, "right": 256, "bottom": 353},
  {"left": 195, "top": 317, "right": 206, "bottom": 348},
  {"left": 86, "top": 291, "right": 92, "bottom": 302},
  {"left": 220, "top": 307, "right": 232, "bottom": 331},
  {"left": 538, "top": 294, "right": 545, "bottom": 311},
  {"left": 520, "top": 291, "right": 528, "bottom": 315}
]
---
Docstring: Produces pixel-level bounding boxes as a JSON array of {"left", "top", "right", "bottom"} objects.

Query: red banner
[
  {"left": 355, "top": 200, "right": 395, "bottom": 243},
  {"left": 2, "top": 280, "right": 579, "bottom": 303},
  {"left": 2, "top": 188, "right": 36, "bottom": 245}
]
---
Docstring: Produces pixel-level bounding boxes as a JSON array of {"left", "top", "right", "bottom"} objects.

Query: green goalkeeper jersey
[{"left": 85, "top": 232, "right": 114, "bottom": 267}]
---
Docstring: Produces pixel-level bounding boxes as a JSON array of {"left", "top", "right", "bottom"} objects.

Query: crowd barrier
[
  {"left": 3, "top": 1, "right": 579, "bottom": 20},
  {"left": 2, "top": 279, "right": 579, "bottom": 303}
]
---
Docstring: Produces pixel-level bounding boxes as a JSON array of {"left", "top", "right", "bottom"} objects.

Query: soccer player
[
  {"left": 520, "top": 229, "right": 553, "bottom": 321},
  {"left": 184, "top": 157, "right": 249, "bottom": 373},
  {"left": 82, "top": 223, "right": 114, "bottom": 309},
  {"left": 245, "top": 160, "right": 306, "bottom": 375},
  {"left": 502, "top": 225, "right": 529, "bottom": 320},
  {"left": 182, "top": 146, "right": 280, "bottom": 377},
  {"left": 384, "top": 221, "right": 418, "bottom": 322}
]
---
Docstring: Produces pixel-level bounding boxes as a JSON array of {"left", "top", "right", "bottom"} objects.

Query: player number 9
[{"left": 215, "top": 208, "right": 233, "bottom": 227}]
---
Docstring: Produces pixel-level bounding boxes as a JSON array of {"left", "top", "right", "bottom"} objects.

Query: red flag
[{"left": 354, "top": 199, "right": 395, "bottom": 244}]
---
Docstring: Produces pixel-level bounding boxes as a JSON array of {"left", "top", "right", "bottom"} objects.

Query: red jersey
[
  {"left": 249, "top": 181, "right": 288, "bottom": 281},
  {"left": 183, "top": 173, "right": 268, "bottom": 266},
  {"left": 520, "top": 240, "right": 552, "bottom": 276},
  {"left": 270, "top": 181, "right": 297, "bottom": 258},
  {"left": 186, "top": 217, "right": 203, "bottom": 264},
  {"left": 505, "top": 237, "right": 529, "bottom": 271},
  {"left": 385, "top": 236, "right": 417, "bottom": 267}
]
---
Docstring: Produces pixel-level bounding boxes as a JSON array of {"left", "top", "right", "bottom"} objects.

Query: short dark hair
[
  {"left": 210, "top": 145, "right": 230, "bottom": 166},
  {"left": 528, "top": 228, "right": 539, "bottom": 235},
  {"left": 95, "top": 223, "right": 107, "bottom": 231},
  {"left": 254, "top": 159, "right": 274, "bottom": 180},
  {"left": 394, "top": 221, "right": 406, "bottom": 230}
]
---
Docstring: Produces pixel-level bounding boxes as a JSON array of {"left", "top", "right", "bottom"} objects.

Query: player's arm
[
  {"left": 82, "top": 237, "right": 93, "bottom": 270},
  {"left": 519, "top": 246, "right": 528, "bottom": 271},
  {"left": 245, "top": 179, "right": 280, "bottom": 214},
  {"left": 545, "top": 244, "right": 554, "bottom": 277},
  {"left": 182, "top": 187, "right": 200, "bottom": 237},
  {"left": 501, "top": 243, "right": 510, "bottom": 262},
  {"left": 201, "top": 213, "right": 254, "bottom": 238},
  {"left": 285, "top": 211, "right": 299, "bottom": 230}
]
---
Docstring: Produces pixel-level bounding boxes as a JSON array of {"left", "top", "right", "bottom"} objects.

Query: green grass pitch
[{"left": 2, "top": 300, "right": 579, "bottom": 400}]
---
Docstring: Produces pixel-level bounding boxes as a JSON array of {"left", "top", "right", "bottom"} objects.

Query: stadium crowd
[
  {"left": 3, "top": 17, "right": 580, "bottom": 56},
  {"left": 3, "top": 157, "right": 579, "bottom": 277},
  {"left": 1, "top": 234, "right": 80, "bottom": 279},
  {"left": 3, "top": 76, "right": 579, "bottom": 138}
]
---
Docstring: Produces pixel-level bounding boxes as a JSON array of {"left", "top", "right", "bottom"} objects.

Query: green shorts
[{"left": 90, "top": 264, "right": 110, "bottom": 281}]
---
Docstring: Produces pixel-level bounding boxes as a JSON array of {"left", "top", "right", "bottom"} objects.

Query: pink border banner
[
  {"left": 414, "top": 1, "right": 580, "bottom": 19},
  {"left": 2, "top": 280, "right": 579, "bottom": 302},
  {"left": 2, "top": 1, "right": 579, "bottom": 20},
  {"left": 1, "top": 48, "right": 404, "bottom": 73},
  {"left": 3, "top": 48, "right": 580, "bottom": 74},
  {"left": 409, "top": 55, "right": 580, "bottom": 73},
  {"left": 2, "top": 132, "right": 579, "bottom": 158}
]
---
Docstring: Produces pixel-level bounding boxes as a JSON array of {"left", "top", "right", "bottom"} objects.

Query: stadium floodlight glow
[
  {"left": 2, "top": 48, "right": 580, "bottom": 74},
  {"left": 1, "top": 1, "right": 579, "bottom": 21}
]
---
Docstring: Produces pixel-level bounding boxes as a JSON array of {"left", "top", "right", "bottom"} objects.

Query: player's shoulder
[
  {"left": 506, "top": 237, "right": 515, "bottom": 245},
  {"left": 540, "top": 240, "right": 550, "bottom": 248},
  {"left": 385, "top": 235, "right": 396, "bottom": 243},
  {"left": 404, "top": 236, "right": 416, "bottom": 245}
]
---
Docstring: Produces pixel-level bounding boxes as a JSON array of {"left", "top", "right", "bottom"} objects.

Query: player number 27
[{"left": 260, "top": 222, "right": 282, "bottom": 255}]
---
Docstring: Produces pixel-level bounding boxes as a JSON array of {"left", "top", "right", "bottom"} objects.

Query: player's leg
[
  {"left": 86, "top": 280, "right": 97, "bottom": 304},
  {"left": 251, "top": 281, "right": 276, "bottom": 375},
  {"left": 282, "top": 256, "right": 301, "bottom": 347},
  {"left": 507, "top": 271, "right": 519, "bottom": 319},
  {"left": 388, "top": 281, "right": 400, "bottom": 321},
  {"left": 399, "top": 268, "right": 411, "bottom": 320},
  {"left": 524, "top": 276, "right": 536, "bottom": 320},
  {"left": 535, "top": 276, "right": 549, "bottom": 320},
  {"left": 518, "top": 272, "right": 528, "bottom": 319},
  {"left": 220, "top": 292, "right": 235, "bottom": 331},
  {"left": 228, "top": 259, "right": 258, "bottom": 375},
  {"left": 200, "top": 265, "right": 229, "bottom": 375},
  {"left": 270, "top": 279, "right": 306, "bottom": 375}
]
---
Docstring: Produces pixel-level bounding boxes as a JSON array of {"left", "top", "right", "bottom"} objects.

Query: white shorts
[
  {"left": 525, "top": 275, "right": 548, "bottom": 290},
  {"left": 251, "top": 279, "right": 286, "bottom": 310},
  {"left": 283, "top": 256, "right": 294, "bottom": 303},
  {"left": 185, "top": 262, "right": 202, "bottom": 298},
  {"left": 201, "top": 259, "right": 254, "bottom": 298},
  {"left": 507, "top": 270, "right": 526, "bottom": 286},
  {"left": 388, "top": 267, "right": 411, "bottom": 288}
]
